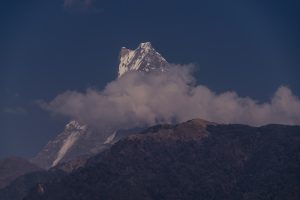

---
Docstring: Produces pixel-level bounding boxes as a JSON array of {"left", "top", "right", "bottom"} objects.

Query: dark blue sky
[{"left": 1, "top": 0, "right": 300, "bottom": 158}]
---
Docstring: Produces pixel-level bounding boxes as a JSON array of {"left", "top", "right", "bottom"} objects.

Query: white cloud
[{"left": 42, "top": 65, "right": 300, "bottom": 131}]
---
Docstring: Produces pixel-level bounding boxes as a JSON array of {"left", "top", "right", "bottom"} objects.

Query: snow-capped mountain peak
[
  {"left": 32, "top": 42, "right": 168, "bottom": 169},
  {"left": 118, "top": 42, "right": 168, "bottom": 78}
]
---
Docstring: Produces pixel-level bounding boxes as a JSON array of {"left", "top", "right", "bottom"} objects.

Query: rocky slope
[
  {"left": 24, "top": 119, "right": 300, "bottom": 200},
  {"left": 31, "top": 121, "right": 93, "bottom": 169}
]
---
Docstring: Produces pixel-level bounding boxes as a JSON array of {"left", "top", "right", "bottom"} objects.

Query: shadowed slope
[{"left": 24, "top": 119, "right": 300, "bottom": 200}]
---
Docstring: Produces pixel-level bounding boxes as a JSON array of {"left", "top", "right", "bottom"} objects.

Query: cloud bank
[{"left": 43, "top": 65, "right": 300, "bottom": 130}]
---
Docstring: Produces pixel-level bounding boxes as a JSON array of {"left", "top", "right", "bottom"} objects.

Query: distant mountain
[
  {"left": 24, "top": 119, "right": 300, "bottom": 200},
  {"left": 0, "top": 157, "right": 41, "bottom": 189},
  {"left": 32, "top": 42, "right": 168, "bottom": 169}
]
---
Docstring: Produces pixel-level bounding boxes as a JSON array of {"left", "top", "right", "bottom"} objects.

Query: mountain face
[
  {"left": 24, "top": 119, "right": 300, "bottom": 200},
  {"left": 31, "top": 121, "right": 91, "bottom": 169},
  {"left": 118, "top": 42, "right": 168, "bottom": 77},
  {"left": 31, "top": 122, "right": 145, "bottom": 169},
  {"left": 31, "top": 120, "right": 120, "bottom": 169},
  {"left": 0, "top": 157, "right": 41, "bottom": 189},
  {"left": 32, "top": 42, "right": 168, "bottom": 169}
]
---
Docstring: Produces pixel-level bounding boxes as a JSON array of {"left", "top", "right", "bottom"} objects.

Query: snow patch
[
  {"left": 104, "top": 131, "right": 117, "bottom": 144},
  {"left": 65, "top": 120, "right": 87, "bottom": 130},
  {"left": 52, "top": 131, "right": 82, "bottom": 167}
]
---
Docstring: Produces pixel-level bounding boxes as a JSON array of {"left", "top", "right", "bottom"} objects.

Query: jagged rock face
[
  {"left": 0, "top": 157, "right": 41, "bottom": 189},
  {"left": 118, "top": 42, "right": 168, "bottom": 77},
  {"left": 24, "top": 120, "right": 300, "bottom": 200},
  {"left": 32, "top": 42, "right": 168, "bottom": 169},
  {"left": 31, "top": 121, "right": 98, "bottom": 169}
]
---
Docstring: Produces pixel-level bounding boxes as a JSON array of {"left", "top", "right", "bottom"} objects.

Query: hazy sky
[{"left": 1, "top": 0, "right": 300, "bottom": 158}]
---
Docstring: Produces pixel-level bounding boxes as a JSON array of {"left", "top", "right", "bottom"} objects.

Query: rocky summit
[{"left": 118, "top": 42, "right": 168, "bottom": 78}]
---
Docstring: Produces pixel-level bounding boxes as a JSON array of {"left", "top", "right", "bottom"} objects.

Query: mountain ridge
[{"left": 23, "top": 119, "right": 300, "bottom": 200}]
